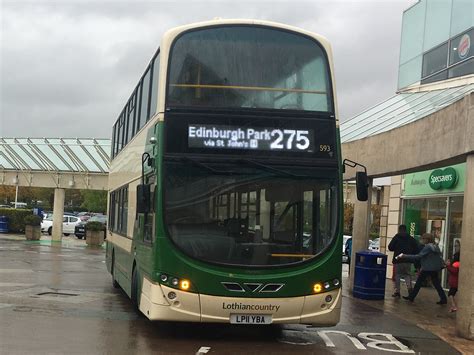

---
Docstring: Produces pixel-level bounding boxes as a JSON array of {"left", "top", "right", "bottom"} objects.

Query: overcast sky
[{"left": 0, "top": 0, "right": 414, "bottom": 139}]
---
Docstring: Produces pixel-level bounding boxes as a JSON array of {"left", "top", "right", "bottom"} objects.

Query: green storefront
[{"left": 402, "top": 163, "right": 465, "bottom": 287}]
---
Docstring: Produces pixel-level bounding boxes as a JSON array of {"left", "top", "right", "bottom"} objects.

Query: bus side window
[{"left": 143, "top": 175, "right": 156, "bottom": 243}]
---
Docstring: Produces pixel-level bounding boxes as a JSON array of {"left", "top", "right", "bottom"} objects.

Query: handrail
[{"left": 170, "top": 83, "right": 327, "bottom": 95}]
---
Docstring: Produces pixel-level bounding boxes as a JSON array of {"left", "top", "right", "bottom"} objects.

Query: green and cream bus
[{"left": 107, "top": 19, "right": 350, "bottom": 326}]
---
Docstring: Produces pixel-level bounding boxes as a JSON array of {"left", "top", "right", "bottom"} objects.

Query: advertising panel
[{"left": 402, "top": 163, "right": 465, "bottom": 196}]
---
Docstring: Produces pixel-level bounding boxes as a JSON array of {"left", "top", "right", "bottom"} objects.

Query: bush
[
  {"left": 24, "top": 214, "right": 42, "bottom": 226},
  {"left": 86, "top": 221, "right": 104, "bottom": 232},
  {"left": 0, "top": 208, "right": 33, "bottom": 233}
]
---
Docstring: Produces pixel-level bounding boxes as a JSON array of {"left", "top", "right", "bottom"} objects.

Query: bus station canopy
[
  {"left": 341, "top": 84, "right": 474, "bottom": 143},
  {"left": 0, "top": 138, "right": 111, "bottom": 173}
]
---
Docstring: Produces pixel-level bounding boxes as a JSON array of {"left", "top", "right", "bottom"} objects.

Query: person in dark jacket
[
  {"left": 397, "top": 233, "right": 447, "bottom": 304},
  {"left": 388, "top": 225, "right": 419, "bottom": 297},
  {"left": 345, "top": 237, "right": 352, "bottom": 272}
]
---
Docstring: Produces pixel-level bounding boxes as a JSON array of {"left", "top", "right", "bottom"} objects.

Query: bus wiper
[{"left": 239, "top": 159, "right": 301, "bottom": 178}]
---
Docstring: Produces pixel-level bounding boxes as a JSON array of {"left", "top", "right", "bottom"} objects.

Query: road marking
[
  {"left": 317, "top": 331, "right": 414, "bottom": 353},
  {"left": 196, "top": 346, "right": 211, "bottom": 354},
  {"left": 318, "top": 330, "right": 366, "bottom": 350},
  {"left": 358, "top": 333, "right": 414, "bottom": 353}
]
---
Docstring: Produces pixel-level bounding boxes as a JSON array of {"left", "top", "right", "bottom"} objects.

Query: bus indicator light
[
  {"left": 313, "top": 283, "right": 323, "bottom": 293},
  {"left": 180, "top": 280, "right": 190, "bottom": 291}
]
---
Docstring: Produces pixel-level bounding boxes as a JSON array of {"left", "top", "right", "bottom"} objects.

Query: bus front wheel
[
  {"left": 131, "top": 265, "right": 139, "bottom": 310},
  {"left": 111, "top": 251, "right": 119, "bottom": 289}
]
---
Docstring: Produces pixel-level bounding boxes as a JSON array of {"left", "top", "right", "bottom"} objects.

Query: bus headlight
[
  {"left": 171, "top": 278, "right": 179, "bottom": 286},
  {"left": 160, "top": 274, "right": 168, "bottom": 282}
]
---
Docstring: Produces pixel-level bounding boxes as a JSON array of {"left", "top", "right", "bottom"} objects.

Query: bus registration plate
[{"left": 230, "top": 314, "right": 272, "bottom": 324}]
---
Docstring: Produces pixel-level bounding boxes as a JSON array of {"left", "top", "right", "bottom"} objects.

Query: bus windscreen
[{"left": 168, "top": 26, "right": 332, "bottom": 112}]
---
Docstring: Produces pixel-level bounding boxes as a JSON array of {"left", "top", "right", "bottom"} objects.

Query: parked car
[
  {"left": 41, "top": 215, "right": 81, "bottom": 236},
  {"left": 75, "top": 214, "right": 107, "bottom": 239},
  {"left": 77, "top": 212, "right": 92, "bottom": 222}
]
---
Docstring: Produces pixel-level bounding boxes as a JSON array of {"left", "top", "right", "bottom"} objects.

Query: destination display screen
[{"left": 188, "top": 124, "right": 315, "bottom": 152}]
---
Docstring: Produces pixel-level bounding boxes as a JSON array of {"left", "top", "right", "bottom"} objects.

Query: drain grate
[{"left": 36, "top": 292, "right": 79, "bottom": 298}]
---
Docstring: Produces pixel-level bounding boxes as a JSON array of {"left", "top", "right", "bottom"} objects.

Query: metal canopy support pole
[
  {"left": 349, "top": 178, "right": 372, "bottom": 291},
  {"left": 14, "top": 184, "right": 18, "bottom": 208},
  {"left": 52, "top": 188, "right": 65, "bottom": 242},
  {"left": 456, "top": 154, "right": 474, "bottom": 339}
]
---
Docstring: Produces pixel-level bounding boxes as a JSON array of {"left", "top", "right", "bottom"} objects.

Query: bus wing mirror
[
  {"left": 356, "top": 171, "right": 369, "bottom": 202},
  {"left": 137, "top": 185, "right": 151, "bottom": 214}
]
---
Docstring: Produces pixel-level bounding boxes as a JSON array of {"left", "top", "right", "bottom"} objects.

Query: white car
[{"left": 41, "top": 215, "right": 81, "bottom": 236}]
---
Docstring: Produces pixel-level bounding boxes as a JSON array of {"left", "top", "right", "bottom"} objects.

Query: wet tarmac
[{"left": 0, "top": 235, "right": 460, "bottom": 354}]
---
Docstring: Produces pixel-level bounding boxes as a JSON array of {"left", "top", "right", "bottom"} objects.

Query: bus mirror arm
[
  {"left": 343, "top": 159, "right": 369, "bottom": 202},
  {"left": 141, "top": 153, "right": 152, "bottom": 185}
]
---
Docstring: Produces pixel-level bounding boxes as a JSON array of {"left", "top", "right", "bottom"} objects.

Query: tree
[
  {"left": 80, "top": 190, "right": 107, "bottom": 213},
  {"left": 0, "top": 186, "right": 15, "bottom": 204},
  {"left": 343, "top": 203, "right": 354, "bottom": 235}
]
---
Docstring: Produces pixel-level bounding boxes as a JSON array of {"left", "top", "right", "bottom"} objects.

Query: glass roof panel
[{"left": 0, "top": 138, "right": 111, "bottom": 173}]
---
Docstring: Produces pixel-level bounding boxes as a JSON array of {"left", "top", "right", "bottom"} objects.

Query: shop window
[
  {"left": 448, "top": 58, "right": 474, "bottom": 79},
  {"left": 422, "top": 42, "right": 448, "bottom": 78},
  {"left": 421, "top": 70, "right": 448, "bottom": 85}
]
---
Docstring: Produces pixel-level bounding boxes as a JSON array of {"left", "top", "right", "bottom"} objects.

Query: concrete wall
[
  {"left": 342, "top": 92, "right": 473, "bottom": 180},
  {"left": 385, "top": 176, "right": 403, "bottom": 279},
  {"left": 0, "top": 170, "right": 108, "bottom": 190}
]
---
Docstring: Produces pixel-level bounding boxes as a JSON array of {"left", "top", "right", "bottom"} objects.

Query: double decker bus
[{"left": 107, "top": 19, "right": 349, "bottom": 326}]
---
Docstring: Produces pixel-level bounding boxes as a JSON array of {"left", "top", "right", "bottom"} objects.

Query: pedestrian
[
  {"left": 388, "top": 224, "right": 419, "bottom": 298},
  {"left": 345, "top": 237, "right": 352, "bottom": 274},
  {"left": 446, "top": 241, "right": 460, "bottom": 312},
  {"left": 397, "top": 233, "right": 447, "bottom": 305}
]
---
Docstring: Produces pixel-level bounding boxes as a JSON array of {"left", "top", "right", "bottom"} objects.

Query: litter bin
[
  {"left": 353, "top": 250, "right": 387, "bottom": 300},
  {"left": 0, "top": 216, "right": 9, "bottom": 233}
]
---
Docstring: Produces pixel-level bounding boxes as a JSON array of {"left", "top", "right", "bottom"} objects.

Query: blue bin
[
  {"left": 0, "top": 216, "right": 9, "bottom": 233},
  {"left": 353, "top": 250, "right": 387, "bottom": 300}
]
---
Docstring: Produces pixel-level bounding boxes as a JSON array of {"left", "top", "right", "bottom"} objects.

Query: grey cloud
[{"left": 1, "top": 0, "right": 414, "bottom": 138}]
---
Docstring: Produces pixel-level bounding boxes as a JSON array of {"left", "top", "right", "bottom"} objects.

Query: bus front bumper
[{"left": 139, "top": 277, "right": 341, "bottom": 326}]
